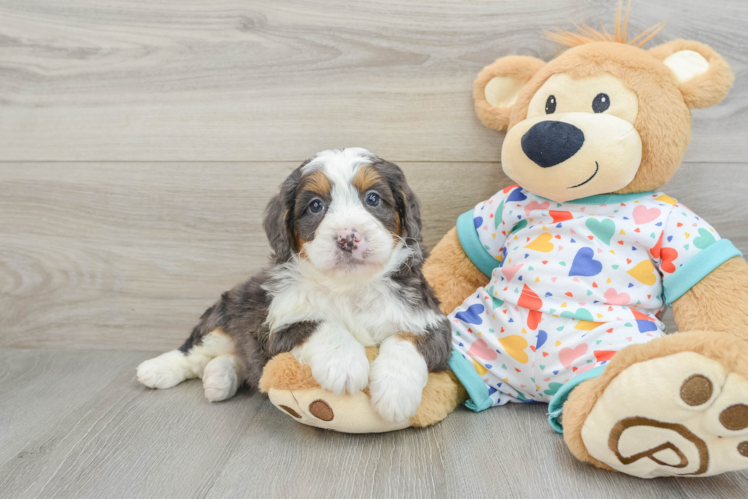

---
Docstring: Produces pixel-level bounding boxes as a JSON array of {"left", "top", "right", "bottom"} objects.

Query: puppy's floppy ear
[
  {"left": 397, "top": 179, "right": 422, "bottom": 244},
  {"left": 263, "top": 165, "right": 303, "bottom": 262},
  {"left": 378, "top": 159, "right": 423, "bottom": 244},
  {"left": 474, "top": 55, "right": 546, "bottom": 131},
  {"left": 650, "top": 39, "right": 734, "bottom": 109}
]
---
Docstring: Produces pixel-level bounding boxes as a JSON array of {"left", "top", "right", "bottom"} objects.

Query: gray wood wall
[{"left": 2, "top": 0, "right": 747, "bottom": 351}]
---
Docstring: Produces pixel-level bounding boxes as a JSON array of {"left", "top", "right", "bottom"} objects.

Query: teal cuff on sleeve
[
  {"left": 449, "top": 350, "right": 494, "bottom": 412},
  {"left": 547, "top": 365, "right": 607, "bottom": 434},
  {"left": 663, "top": 239, "right": 743, "bottom": 306},
  {"left": 456, "top": 210, "right": 500, "bottom": 278}
]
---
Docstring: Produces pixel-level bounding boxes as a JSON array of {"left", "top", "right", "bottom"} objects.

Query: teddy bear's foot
[
  {"left": 563, "top": 331, "right": 748, "bottom": 478},
  {"left": 259, "top": 350, "right": 466, "bottom": 433},
  {"left": 268, "top": 387, "right": 412, "bottom": 433},
  {"left": 581, "top": 351, "right": 748, "bottom": 477}
]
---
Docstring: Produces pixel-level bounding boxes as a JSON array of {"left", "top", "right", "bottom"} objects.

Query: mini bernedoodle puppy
[{"left": 137, "top": 148, "right": 451, "bottom": 422}]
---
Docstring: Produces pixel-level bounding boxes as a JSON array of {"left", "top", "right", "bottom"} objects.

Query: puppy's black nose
[
  {"left": 336, "top": 230, "right": 360, "bottom": 252},
  {"left": 521, "top": 121, "right": 585, "bottom": 168},
  {"left": 338, "top": 237, "right": 354, "bottom": 251}
]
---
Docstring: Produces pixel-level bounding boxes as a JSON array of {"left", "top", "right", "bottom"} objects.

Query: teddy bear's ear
[
  {"left": 650, "top": 40, "right": 734, "bottom": 109},
  {"left": 474, "top": 56, "right": 546, "bottom": 131}
]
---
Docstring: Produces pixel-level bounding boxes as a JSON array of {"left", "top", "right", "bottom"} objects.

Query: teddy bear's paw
[
  {"left": 581, "top": 351, "right": 748, "bottom": 478},
  {"left": 137, "top": 350, "right": 189, "bottom": 390},
  {"left": 202, "top": 355, "right": 240, "bottom": 402},
  {"left": 267, "top": 387, "right": 412, "bottom": 433},
  {"left": 308, "top": 344, "right": 370, "bottom": 395}
]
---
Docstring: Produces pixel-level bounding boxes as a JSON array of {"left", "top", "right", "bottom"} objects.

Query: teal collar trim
[
  {"left": 456, "top": 210, "right": 500, "bottom": 278},
  {"left": 449, "top": 350, "right": 494, "bottom": 412},
  {"left": 663, "top": 239, "right": 742, "bottom": 306},
  {"left": 535, "top": 191, "right": 656, "bottom": 205},
  {"left": 547, "top": 365, "right": 607, "bottom": 434}
]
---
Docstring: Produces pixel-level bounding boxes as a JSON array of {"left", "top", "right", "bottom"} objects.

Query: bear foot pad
[
  {"left": 582, "top": 351, "right": 748, "bottom": 478},
  {"left": 268, "top": 388, "right": 412, "bottom": 434}
]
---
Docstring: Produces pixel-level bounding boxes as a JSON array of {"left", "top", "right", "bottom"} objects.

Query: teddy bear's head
[{"left": 474, "top": 14, "right": 734, "bottom": 203}]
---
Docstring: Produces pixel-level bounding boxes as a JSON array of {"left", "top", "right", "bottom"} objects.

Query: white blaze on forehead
[
  {"left": 297, "top": 147, "right": 394, "bottom": 277},
  {"left": 302, "top": 148, "right": 377, "bottom": 212},
  {"left": 302, "top": 148, "right": 374, "bottom": 184}
]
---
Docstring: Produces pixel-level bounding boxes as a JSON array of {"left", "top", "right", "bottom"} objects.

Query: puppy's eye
[
  {"left": 366, "top": 192, "right": 380, "bottom": 207},
  {"left": 309, "top": 199, "right": 324, "bottom": 213},
  {"left": 592, "top": 93, "right": 610, "bottom": 113},
  {"left": 545, "top": 95, "right": 556, "bottom": 114}
]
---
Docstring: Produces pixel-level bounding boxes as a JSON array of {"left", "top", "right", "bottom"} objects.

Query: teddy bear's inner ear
[
  {"left": 484, "top": 76, "right": 526, "bottom": 108},
  {"left": 650, "top": 39, "right": 734, "bottom": 109},
  {"left": 663, "top": 50, "right": 710, "bottom": 83},
  {"left": 474, "top": 55, "right": 546, "bottom": 131}
]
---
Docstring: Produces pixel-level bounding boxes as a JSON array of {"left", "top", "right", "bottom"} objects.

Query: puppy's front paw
[
  {"left": 370, "top": 365, "right": 425, "bottom": 423},
  {"left": 369, "top": 338, "right": 429, "bottom": 422},
  {"left": 309, "top": 345, "right": 369, "bottom": 395}
]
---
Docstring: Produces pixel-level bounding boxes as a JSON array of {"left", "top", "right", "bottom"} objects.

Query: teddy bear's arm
[
  {"left": 423, "top": 226, "right": 490, "bottom": 315},
  {"left": 671, "top": 256, "right": 748, "bottom": 337}
]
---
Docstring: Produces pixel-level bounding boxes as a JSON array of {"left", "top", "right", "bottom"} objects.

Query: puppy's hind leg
[
  {"left": 138, "top": 308, "right": 217, "bottom": 390},
  {"left": 137, "top": 328, "right": 242, "bottom": 397},
  {"left": 138, "top": 302, "right": 232, "bottom": 392},
  {"left": 137, "top": 348, "right": 208, "bottom": 390},
  {"left": 193, "top": 328, "right": 243, "bottom": 401},
  {"left": 203, "top": 355, "right": 241, "bottom": 402}
]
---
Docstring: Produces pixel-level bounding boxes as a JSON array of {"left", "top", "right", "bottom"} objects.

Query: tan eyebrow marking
[
  {"left": 352, "top": 165, "right": 382, "bottom": 194},
  {"left": 299, "top": 170, "right": 332, "bottom": 197}
]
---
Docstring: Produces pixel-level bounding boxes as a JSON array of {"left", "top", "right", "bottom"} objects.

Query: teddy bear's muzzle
[{"left": 521, "top": 120, "right": 585, "bottom": 168}]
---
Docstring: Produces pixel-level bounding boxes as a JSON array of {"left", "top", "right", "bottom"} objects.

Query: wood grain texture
[
  {"left": 0, "top": 161, "right": 503, "bottom": 350},
  {"left": 0, "top": 0, "right": 746, "bottom": 162},
  {"left": 2, "top": 0, "right": 748, "bottom": 497},
  {"left": 1, "top": 161, "right": 745, "bottom": 350},
  {"left": 1, "top": 349, "right": 747, "bottom": 498}
]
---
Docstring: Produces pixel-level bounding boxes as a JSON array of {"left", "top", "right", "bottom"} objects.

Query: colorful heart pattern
[
  {"left": 632, "top": 205, "right": 661, "bottom": 225},
  {"left": 454, "top": 303, "right": 484, "bottom": 325},
  {"left": 569, "top": 248, "right": 602, "bottom": 277},
  {"left": 450, "top": 186, "right": 721, "bottom": 406},
  {"left": 603, "top": 288, "right": 630, "bottom": 305},
  {"left": 693, "top": 228, "right": 716, "bottom": 250},
  {"left": 467, "top": 338, "right": 498, "bottom": 360},
  {"left": 585, "top": 218, "right": 615, "bottom": 246},
  {"left": 627, "top": 260, "right": 657, "bottom": 286},
  {"left": 524, "top": 200, "right": 550, "bottom": 216},
  {"left": 499, "top": 335, "right": 528, "bottom": 364},
  {"left": 660, "top": 247, "right": 678, "bottom": 274},
  {"left": 559, "top": 344, "right": 588, "bottom": 369},
  {"left": 525, "top": 233, "right": 554, "bottom": 253},
  {"left": 501, "top": 264, "right": 523, "bottom": 282}
]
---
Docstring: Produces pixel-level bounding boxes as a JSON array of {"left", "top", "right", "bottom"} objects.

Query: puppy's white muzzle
[{"left": 307, "top": 206, "right": 393, "bottom": 274}]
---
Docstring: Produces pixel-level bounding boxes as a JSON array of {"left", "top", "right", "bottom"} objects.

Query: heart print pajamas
[{"left": 448, "top": 185, "right": 742, "bottom": 422}]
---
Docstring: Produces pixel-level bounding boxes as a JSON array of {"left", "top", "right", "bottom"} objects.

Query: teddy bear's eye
[
  {"left": 545, "top": 95, "right": 557, "bottom": 114},
  {"left": 593, "top": 93, "right": 611, "bottom": 113}
]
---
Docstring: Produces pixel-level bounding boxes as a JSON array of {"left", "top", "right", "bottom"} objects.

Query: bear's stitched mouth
[{"left": 568, "top": 161, "right": 599, "bottom": 189}]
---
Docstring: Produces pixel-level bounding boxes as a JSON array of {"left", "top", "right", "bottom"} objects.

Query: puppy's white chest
[
  {"left": 271, "top": 282, "right": 406, "bottom": 346},
  {"left": 268, "top": 260, "right": 442, "bottom": 347},
  {"left": 328, "top": 289, "right": 404, "bottom": 346}
]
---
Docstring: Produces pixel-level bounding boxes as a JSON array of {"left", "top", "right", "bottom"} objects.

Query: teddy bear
[{"left": 259, "top": 8, "right": 748, "bottom": 479}]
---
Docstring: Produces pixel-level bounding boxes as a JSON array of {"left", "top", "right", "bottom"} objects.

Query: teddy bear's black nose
[{"left": 521, "top": 121, "right": 585, "bottom": 168}]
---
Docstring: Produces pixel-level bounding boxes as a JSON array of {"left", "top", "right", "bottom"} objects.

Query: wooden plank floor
[
  {"left": 2, "top": 0, "right": 748, "bottom": 497},
  {"left": 1, "top": 349, "right": 748, "bottom": 499}
]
